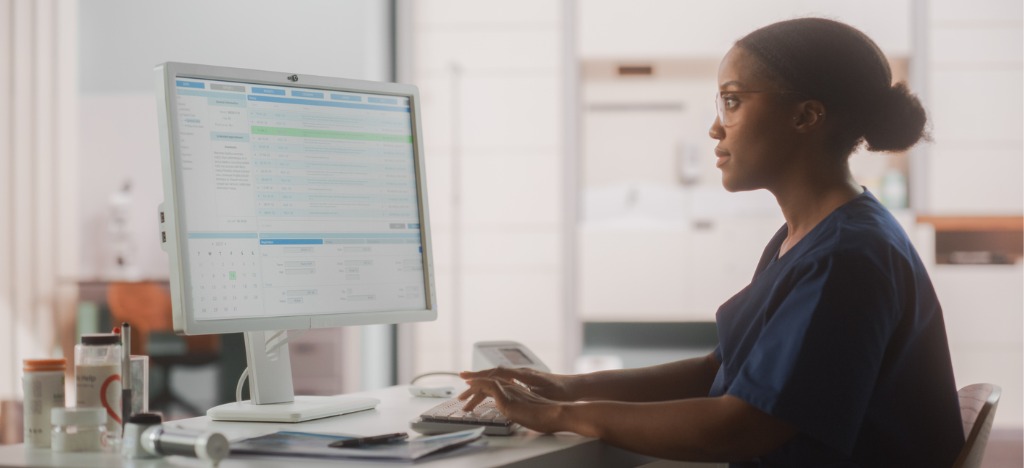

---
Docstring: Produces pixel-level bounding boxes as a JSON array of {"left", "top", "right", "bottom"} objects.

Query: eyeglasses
[{"left": 714, "top": 90, "right": 803, "bottom": 127}]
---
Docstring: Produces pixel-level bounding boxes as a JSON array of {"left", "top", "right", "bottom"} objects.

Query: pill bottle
[
  {"left": 75, "top": 333, "right": 122, "bottom": 443},
  {"left": 22, "top": 358, "right": 66, "bottom": 448},
  {"left": 51, "top": 407, "right": 106, "bottom": 452}
]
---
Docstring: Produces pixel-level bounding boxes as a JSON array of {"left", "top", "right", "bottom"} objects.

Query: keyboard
[{"left": 410, "top": 397, "right": 519, "bottom": 436}]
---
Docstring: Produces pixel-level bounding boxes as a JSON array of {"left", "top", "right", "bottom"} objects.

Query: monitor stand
[{"left": 206, "top": 330, "right": 379, "bottom": 423}]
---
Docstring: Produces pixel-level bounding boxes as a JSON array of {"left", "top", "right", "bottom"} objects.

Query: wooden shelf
[{"left": 917, "top": 216, "right": 1024, "bottom": 232}]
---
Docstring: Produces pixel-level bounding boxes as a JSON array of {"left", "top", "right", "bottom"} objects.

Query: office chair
[
  {"left": 953, "top": 383, "right": 1002, "bottom": 468},
  {"left": 106, "top": 281, "right": 220, "bottom": 417}
]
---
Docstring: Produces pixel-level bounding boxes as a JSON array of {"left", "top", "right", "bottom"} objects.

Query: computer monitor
[{"left": 154, "top": 62, "right": 436, "bottom": 422}]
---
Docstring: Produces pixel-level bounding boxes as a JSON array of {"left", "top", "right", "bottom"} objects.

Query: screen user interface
[{"left": 171, "top": 77, "right": 425, "bottom": 321}]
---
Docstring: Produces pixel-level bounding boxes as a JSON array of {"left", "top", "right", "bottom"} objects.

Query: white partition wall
[{"left": 404, "top": 0, "right": 571, "bottom": 374}]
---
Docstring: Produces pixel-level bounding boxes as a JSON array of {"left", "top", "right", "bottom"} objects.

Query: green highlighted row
[{"left": 251, "top": 125, "right": 412, "bottom": 143}]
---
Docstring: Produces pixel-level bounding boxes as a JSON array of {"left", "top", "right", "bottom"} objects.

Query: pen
[
  {"left": 328, "top": 432, "right": 408, "bottom": 448},
  {"left": 121, "top": 322, "right": 132, "bottom": 430}
]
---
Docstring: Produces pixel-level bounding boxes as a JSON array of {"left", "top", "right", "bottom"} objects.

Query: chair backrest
[{"left": 953, "top": 383, "right": 1001, "bottom": 468}]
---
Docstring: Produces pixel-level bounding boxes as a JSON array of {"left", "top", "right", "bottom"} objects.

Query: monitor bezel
[{"left": 155, "top": 62, "right": 437, "bottom": 336}]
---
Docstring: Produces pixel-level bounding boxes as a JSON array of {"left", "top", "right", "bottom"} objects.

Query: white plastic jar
[
  {"left": 75, "top": 332, "right": 122, "bottom": 443},
  {"left": 51, "top": 407, "right": 106, "bottom": 452}
]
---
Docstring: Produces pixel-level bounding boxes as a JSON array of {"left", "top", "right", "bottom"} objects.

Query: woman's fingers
[
  {"left": 460, "top": 367, "right": 523, "bottom": 383},
  {"left": 458, "top": 378, "right": 505, "bottom": 412},
  {"left": 461, "top": 367, "right": 548, "bottom": 391},
  {"left": 455, "top": 379, "right": 568, "bottom": 434},
  {"left": 461, "top": 391, "right": 489, "bottom": 412}
]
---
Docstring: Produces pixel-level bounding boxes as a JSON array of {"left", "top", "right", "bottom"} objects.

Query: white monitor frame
[{"left": 154, "top": 62, "right": 436, "bottom": 422}]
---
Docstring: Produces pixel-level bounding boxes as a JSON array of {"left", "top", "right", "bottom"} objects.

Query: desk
[{"left": 0, "top": 385, "right": 661, "bottom": 467}]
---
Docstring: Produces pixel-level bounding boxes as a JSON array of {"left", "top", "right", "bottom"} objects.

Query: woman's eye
[{"left": 722, "top": 95, "right": 740, "bottom": 110}]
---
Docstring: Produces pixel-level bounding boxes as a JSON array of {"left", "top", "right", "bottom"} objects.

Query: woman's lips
[{"left": 715, "top": 147, "right": 730, "bottom": 167}]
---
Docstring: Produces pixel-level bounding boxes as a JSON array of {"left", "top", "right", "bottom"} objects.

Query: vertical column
[
  {"left": 10, "top": 0, "right": 37, "bottom": 381},
  {"left": 0, "top": 0, "right": 15, "bottom": 395},
  {"left": 0, "top": 0, "right": 75, "bottom": 397},
  {"left": 32, "top": 0, "right": 56, "bottom": 363}
]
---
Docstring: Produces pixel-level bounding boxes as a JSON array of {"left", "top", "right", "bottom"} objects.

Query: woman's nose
[{"left": 708, "top": 118, "right": 724, "bottom": 140}]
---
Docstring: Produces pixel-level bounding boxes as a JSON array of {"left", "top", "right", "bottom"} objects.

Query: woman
[{"left": 459, "top": 18, "right": 964, "bottom": 467}]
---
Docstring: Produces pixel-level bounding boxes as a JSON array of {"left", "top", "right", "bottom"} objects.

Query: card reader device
[{"left": 471, "top": 340, "right": 549, "bottom": 372}]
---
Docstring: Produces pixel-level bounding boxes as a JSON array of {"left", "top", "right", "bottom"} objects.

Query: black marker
[
  {"left": 329, "top": 432, "right": 408, "bottom": 448},
  {"left": 121, "top": 322, "right": 132, "bottom": 431}
]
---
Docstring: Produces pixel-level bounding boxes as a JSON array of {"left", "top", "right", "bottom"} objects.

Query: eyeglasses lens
[{"left": 714, "top": 93, "right": 729, "bottom": 126}]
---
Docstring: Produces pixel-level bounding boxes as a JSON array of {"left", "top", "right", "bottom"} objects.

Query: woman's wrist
[{"left": 559, "top": 401, "right": 599, "bottom": 438}]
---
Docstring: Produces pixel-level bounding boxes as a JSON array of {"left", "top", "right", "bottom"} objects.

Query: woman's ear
[{"left": 792, "top": 100, "right": 826, "bottom": 132}]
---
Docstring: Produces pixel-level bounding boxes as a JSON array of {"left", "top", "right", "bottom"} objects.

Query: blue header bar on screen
[
  {"left": 291, "top": 90, "right": 324, "bottom": 99},
  {"left": 176, "top": 80, "right": 205, "bottom": 89},
  {"left": 252, "top": 87, "right": 286, "bottom": 96},
  {"left": 331, "top": 94, "right": 362, "bottom": 102}
]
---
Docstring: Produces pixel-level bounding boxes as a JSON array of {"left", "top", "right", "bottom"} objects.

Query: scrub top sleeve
[{"left": 726, "top": 250, "right": 903, "bottom": 455}]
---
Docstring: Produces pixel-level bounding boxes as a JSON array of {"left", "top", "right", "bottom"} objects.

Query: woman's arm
[
  {"left": 459, "top": 350, "right": 720, "bottom": 403},
  {"left": 572, "top": 351, "right": 721, "bottom": 401},
  {"left": 566, "top": 395, "right": 795, "bottom": 462},
  {"left": 459, "top": 378, "right": 795, "bottom": 462}
]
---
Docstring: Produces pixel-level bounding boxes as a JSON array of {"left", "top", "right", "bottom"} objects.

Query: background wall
[
  {"left": 0, "top": 0, "right": 394, "bottom": 403},
  {"left": 76, "top": 0, "right": 391, "bottom": 281}
]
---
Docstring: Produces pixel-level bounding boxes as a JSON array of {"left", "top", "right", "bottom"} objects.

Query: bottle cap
[
  {"left": 23, "top": 358, "right": 66, "bottom": 372},
  {"left": 51, "top": 407, "right": 105, "bottom": 426},
  {"left": 128, "top": 413, "right": 163, "bottom": 425},
  {"left": 80, "top": 333, "right": 120, "bottom": 345}
]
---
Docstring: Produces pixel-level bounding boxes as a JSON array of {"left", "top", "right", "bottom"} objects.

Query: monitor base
[{"left": 207, "top": 395, "right": 380, "bottom": 423}]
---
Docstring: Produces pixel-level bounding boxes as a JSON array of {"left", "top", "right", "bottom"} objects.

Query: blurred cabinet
[
  {"left": 921, "top": 0, "right": 1023, "bottom": 214},
  {"left": 932, "top": 265, "right": 1024, "bottom": 427},
  {"left": 579, "top": 217, "right": 779, "bottom": 322}
]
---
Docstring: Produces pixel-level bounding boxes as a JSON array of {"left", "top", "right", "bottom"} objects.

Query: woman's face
[{"left": 709, "top": 46, "right": 802, "bottom": 193}]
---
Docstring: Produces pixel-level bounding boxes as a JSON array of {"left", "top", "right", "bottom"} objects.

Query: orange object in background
[
  {"left": 106, "top": 282, "right": 219, "bottom": 355},
  {"left": 106, "top": 282, "right": 219, "bottom": 416}
]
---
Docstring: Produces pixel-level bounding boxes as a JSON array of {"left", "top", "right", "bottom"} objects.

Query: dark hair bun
[
  {"left": 737, "top": 18, "right": 930, "bottom": 157},
  {"left": 863, "top": 82, "right": 928, "bottom": 152}
]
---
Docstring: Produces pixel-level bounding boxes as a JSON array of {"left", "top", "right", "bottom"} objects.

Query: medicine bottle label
[
  {"left": 22, "top": 371, "right": 64, "bottom": 448},
  {"left": 75, "top": 363, "right": 121, "bottom": 434}
]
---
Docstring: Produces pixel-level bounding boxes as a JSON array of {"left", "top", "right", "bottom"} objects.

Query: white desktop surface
[{"left": 0, "top": 385, "right": 656, "bottom": 467}]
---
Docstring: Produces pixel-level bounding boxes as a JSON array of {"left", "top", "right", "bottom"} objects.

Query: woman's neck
[{"left": 772, "top": 168, "right": 862, "bottom": 257}]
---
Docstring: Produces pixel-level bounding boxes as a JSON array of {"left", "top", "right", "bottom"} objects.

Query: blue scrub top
[{"left": 709, "top": 191, "right": 964, "bottom": 467}]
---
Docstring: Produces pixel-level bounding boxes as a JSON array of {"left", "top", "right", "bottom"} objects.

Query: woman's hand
[
  {"left": 459, "top": 367, "right": 578, "bottom": 402},
  {"left": 458, "top": 377, "right": 572, "bottom": 434}
]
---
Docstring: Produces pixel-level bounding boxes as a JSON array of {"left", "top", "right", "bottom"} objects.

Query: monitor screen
[
  {"left": 155, "top": 63, "right": 436, "bottom": 421},
  {"left": 157, "top": 63, "right": 436, "bottom": 336}
]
